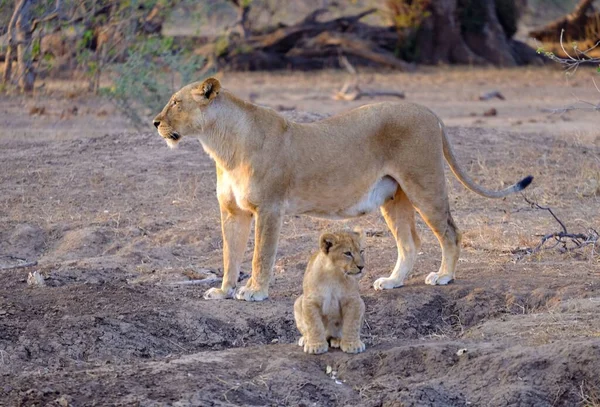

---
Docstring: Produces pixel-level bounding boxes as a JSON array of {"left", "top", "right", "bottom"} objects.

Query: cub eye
[
  {"left": 172, "top": 100, "right": 178, "bottom": 106},
  {"left": 344, "top": 251, "right": 353, "bottom": 257},
  {"left": 360, "top": 250, "right": 365, "bottom": 255}
]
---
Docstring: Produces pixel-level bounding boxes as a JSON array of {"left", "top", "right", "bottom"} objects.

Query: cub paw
[
  {"left": 303, "top": 341, "right": 328, "bottom": 355},
  {"left": 235, "top": 285, "right": 269, "bottom": 302},
  {"left": 373, "top": 277, "right": 403, "bottom": 291},
  {"left": 425, "top": 272, "right": 453, "bottom": 286},
  {"left": 329, "top": 338, "right": 341, "bottom": 348},
  {"left": 203, "top": 287, "right": 234, "bottom": 300},
  {"left": 298, "top": 336, "right": 305, "bottom": 347},
  {"left": 341, "top": 339, "right": 365, "bottom": 354}
]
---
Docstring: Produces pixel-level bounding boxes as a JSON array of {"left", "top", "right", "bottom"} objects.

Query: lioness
[
  {"left": 153, "top": 77, "right": 533, "bottom": 302},
  {"left": 294, "top": 229, "right": 366, "bottom": 354}
]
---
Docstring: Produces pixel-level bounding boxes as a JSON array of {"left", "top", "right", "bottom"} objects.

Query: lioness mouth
[{"left": 169, "top": 132, "right": 181, "bottom": 141}]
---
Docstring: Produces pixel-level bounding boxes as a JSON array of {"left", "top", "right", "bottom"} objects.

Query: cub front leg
[
  {"left": 301, "top": 299, "right": 328, "bottom": 354},
  {"left": 340, "top": 297, "right": 366, "bottom": 354},
  {"left": 235, "top": 208, "right": 283, "bottom": 302},
  {"left": 204, "top": 204, "right": 252, "bottom": 300}
]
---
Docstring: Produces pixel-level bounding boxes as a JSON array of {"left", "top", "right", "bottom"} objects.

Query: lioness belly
[{"left": 288, "top": 176, "right": 398, "bottom": 219}]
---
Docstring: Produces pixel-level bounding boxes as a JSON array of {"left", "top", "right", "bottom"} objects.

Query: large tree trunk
[
  {"left": 414, "top": 0, "right": 538, "bottom": 66},
  {"left": 415, "top": 0, "right": 486, "bottom": 65}
]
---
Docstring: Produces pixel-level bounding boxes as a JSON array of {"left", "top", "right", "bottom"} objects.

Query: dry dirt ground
[{"left": 1, "top": 68, "right": 600, "bottom": 406}]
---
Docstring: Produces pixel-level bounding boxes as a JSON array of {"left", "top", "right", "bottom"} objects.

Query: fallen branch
[
  {"left": 513, "top": 194, "right": 599, "bottom": 260},
  {"left": 333, "top": 55, "right": 406, "bottom": 101},
  {"left": 0, "top": 255, "right": 38, "bottom": 270}
]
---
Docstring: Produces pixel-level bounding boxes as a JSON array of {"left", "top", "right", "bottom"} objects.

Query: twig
[
  {"left": 163, "top": 277, "right": 221, "bottom": 286},
  {"left": 536, "top": 30, "right": 600, "bottom": 113},
  {"left": 536, "top": 30, "right": 600, "bottom": 75},
  {"left": 513, "top": 194, "right": 599, "bottom": 259}
]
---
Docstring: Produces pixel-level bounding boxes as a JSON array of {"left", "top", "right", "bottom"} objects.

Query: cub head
[
  {"left": 320, "top": 228, "right": 365, "bottom": 276},
  {"left": 153, "top": 77, "right": 221, "bottom": 148}
]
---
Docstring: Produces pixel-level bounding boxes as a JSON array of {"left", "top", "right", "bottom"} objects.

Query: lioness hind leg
[
  {"left": 374, "top": 189, "right": 420, "bottom": 291},
  {"left": 398, "top": 176, "right": 461, "bottom": 286}
]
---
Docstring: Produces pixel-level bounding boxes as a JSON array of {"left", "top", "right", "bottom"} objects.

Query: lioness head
[
  {"left": 153, "top": 77, "right": 221, "bottom": 148},
  {"left": 320, "top": 229, "right": 365, "bottom": 276}
]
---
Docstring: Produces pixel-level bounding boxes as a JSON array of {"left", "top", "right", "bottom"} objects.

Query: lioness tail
[{"left": 438, "top": 119, "right": 533, "bottom": 199}]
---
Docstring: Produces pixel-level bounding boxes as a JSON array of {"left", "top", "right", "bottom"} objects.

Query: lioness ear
[
  {"left": 320, "top": 233, "right": 337, "bottom": 254},
  {"left": 192, "top": 78, "right": 221, "bottom": 102}
]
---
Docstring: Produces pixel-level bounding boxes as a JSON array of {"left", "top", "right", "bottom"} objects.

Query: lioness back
[{"left": 294, "top": 229, "right": 366, "bottom": 354}]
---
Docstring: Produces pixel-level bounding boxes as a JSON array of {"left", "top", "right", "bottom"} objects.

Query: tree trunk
[
  {"left": 15, "top": 0, "right": 34, "bottom": 92},
  {"left": 414, "top": 0, "right": 536, "bottom": 66},
  {"left": 2, "top": 0, "right": 26, "bottom": 85},
  {"left": 416, "top": 0, "right": 486, "bottom": 65},
  {"left": 462, "top": 0, "right": 517, "bottom": 66}
]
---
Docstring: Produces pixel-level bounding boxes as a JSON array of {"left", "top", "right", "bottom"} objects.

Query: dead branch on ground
[
  {"left": 333, "top": 56, "right": 405, "bottom": 101},
  {"left": 512, "top": 194, "right": 599, "bottom": 260}
]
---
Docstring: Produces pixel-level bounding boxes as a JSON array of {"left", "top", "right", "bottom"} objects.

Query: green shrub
[{"left": 103, "top": 36, "right": 208, "bottom": 128}]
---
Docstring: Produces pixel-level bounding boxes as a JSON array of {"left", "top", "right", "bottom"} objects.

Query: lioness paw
[
  {"left": 203, "top": 287, "right": 234, "bottom": 300},
  {"left": 329, "top": 338, "right": 341, "bottom": 348},
  {"left": 298, "top": 336, "right": 305, "bottom": 347},
  {"left": 235, "top": 285, "right": 269, "bottom": 302},
  {"left": 373, "top": 277, "right": 404, "bottom": 291},
  {"left": 425, "top": 272, "right": 453, "bottom": 286},
  {"left": 304, "top": 341, "right": 328, "bottom": 355},
  {"left": 341, "top": 339, "right": 365, "bottom": 354}
]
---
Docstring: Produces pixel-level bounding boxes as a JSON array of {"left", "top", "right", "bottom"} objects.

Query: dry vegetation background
[{"left": 1, "top": 1, "right": 600, "bottom": 406}]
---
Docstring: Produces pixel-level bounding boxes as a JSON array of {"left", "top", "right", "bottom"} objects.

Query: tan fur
[
  {"left": 294, "top": 230, "right": 366, "bottom": 354},
  {"left": 153, "top": 78, "right": 532, "bottom": 301}
]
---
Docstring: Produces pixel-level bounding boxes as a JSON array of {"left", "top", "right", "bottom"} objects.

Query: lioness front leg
[
  {"left": 235, "top": 208, "right": 282, "bottom": 302},
  {"left": 204, "top": 204, "right": 252, "bottom": 300},
  {"left": 340, "top": 297, "right": 365, "bottom": 354}
]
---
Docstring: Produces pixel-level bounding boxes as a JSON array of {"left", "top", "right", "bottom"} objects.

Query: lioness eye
[
  {"left": 360, "top": 250, "right": 365, "bottom": 255},
  {"left": 344, "top": 251, "right": 352, "bottom": 257}
]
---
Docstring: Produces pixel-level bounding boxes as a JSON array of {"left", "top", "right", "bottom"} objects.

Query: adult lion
[{"left": 153, "top": 77, "right": 533, "bottom": 301}]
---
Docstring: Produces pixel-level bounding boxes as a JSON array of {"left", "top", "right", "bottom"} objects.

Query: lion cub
[{"left": 294, "top": 229, "right": 366, "bottom": 355}]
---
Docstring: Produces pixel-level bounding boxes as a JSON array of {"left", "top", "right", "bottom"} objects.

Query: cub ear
[
  {"left": 320, "top": 233, "right": 337, "bottom": 254},
  {"left": 352, "top": 226, "right": 365, "bottom": 245},
  {"left": 192, "top": 77, "right": 221, "bottom": 102}
]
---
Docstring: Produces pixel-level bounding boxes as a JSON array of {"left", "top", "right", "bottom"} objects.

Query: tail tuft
[{"left": 516, "top": 175, "right": 533, "bottom": 191}]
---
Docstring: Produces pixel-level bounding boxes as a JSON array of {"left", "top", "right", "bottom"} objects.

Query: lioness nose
[
  {"left": 358, "top": 265, "right": 364, "bottom": 271},
  {"left": 153, "top": 120, "right": 160, "bottom": 128}
]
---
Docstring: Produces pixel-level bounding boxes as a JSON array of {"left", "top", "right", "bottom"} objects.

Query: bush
[{"left": 103, "top": 36, "right": 207, "bottom": 128}]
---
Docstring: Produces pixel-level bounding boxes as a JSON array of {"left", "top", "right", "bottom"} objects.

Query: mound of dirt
[
  {"left": 1, "top": 224, "right": 46, "bottom": 261},
  {"left": 52, "top": 227, "right": 113, "bottom": 260}
]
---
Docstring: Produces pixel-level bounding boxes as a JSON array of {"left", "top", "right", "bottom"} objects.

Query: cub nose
[
  {"left": 153, "top": 120, "right": 160, "bottom": 128},
  {"left": 358, "top": 265, "right": 364, "bottom": 271}
]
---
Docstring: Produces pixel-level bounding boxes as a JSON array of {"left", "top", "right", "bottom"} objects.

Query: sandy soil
[{"left": 1, "top": 67, "right": 599, "bottom": 406}]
